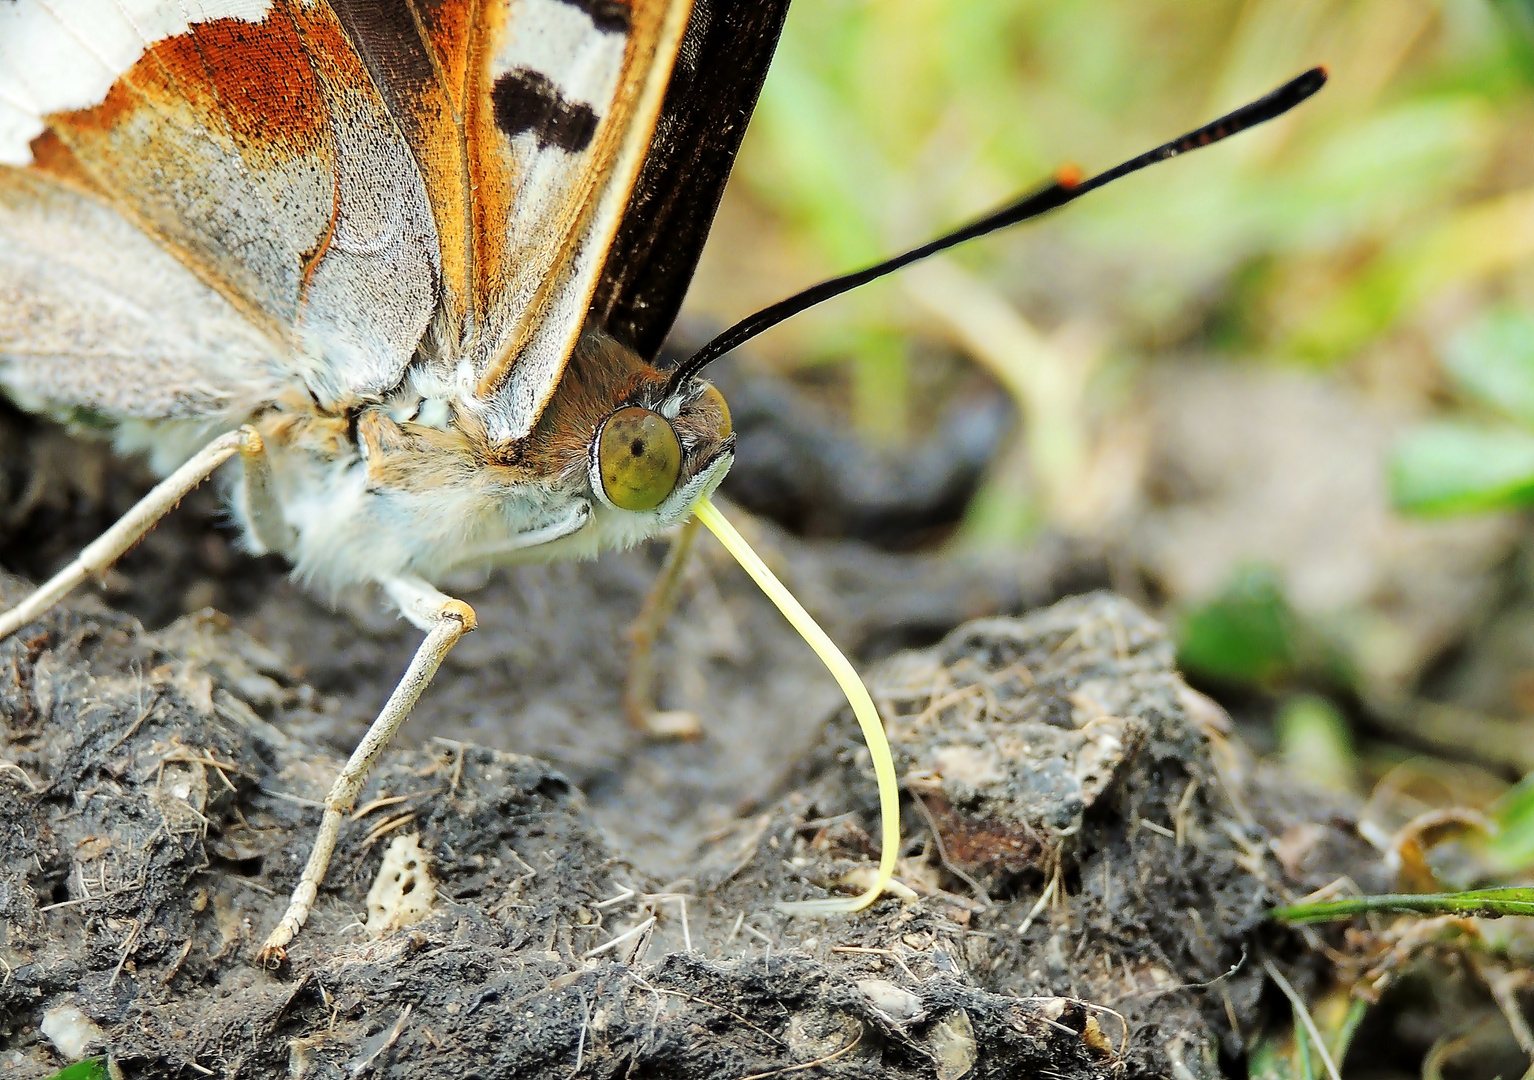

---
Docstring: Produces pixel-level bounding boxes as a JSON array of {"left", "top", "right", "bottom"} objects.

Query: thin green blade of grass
[{"left": 1272, "top": 887, "right": 1534, "bottom": 924}]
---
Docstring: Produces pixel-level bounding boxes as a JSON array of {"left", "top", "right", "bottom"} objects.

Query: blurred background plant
[
  {"left": 692, "top": 0, "right": 1534, "bottom": 525},
  {"left": 679, "top": 1, "right": 1534, "bottom": 1076}
]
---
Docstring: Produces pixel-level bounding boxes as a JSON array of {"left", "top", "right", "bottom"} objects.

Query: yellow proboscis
[{"left": 692, "top": 497, "right": 900, "bottom": 915}]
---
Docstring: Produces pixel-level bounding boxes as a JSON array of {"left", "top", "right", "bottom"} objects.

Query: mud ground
[
  {"left": 0, "top": 398, "right": 1381, "bottom": 1078},
  {"left": 0, "top": 395, "right": 1098, "bottom": 878}
]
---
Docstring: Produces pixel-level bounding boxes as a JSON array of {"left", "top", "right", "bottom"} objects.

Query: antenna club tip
[{"left": 1056, "top": 163, "right": 1084, "bottom": 189}]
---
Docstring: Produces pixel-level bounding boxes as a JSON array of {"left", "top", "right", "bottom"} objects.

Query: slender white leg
[
  {"left": 0, "top": 426, "right": 259, "bottom": 641},
  {"left": 238, "top": 431, "right": 294, "bottom": 554},
  {"left": 624, "top": 518, "right": 703, "bottom": 739},
  {"left": 258, "top": 584, "right": 476, "bottom": 963}
]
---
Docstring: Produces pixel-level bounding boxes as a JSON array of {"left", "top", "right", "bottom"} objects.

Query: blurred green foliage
[
  {"left": 1393, "top": 309, "right": 1534, "bottom": 514},
  {"left": 1441, "top": 306, "right": 1534, "bottom": 425},
  {"left": 1278, "top": 694, "right": 1359, "bottom": 793},
  {"left": 1484, "top": 771, "right": 1534, "bottom": 871},
  {"left": 723, "top": 0, "right": 1534, "bottom": 453},
  {"left": 1177, "top": 566, "right": 1303, "bottom": 685},
  {"left": 1391, "top": 421, "right": 1534, "bottom": 514},
  {"left": 41, "top": 1060, "right": 106, "bottom": 1080},
  {"left": 1175, "top": 565, "right": 1351, "bottom": 688}
]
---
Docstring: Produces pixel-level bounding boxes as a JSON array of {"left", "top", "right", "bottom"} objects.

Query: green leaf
[
  {"left": 1272, "top": 887, "right": 1534, "bottom": 923},
  {"left": 1334, "top": 998, "right": 1369, "bottom": 1065},
  {"left": 1293, "top": 1021, "right": 1316, "bottom": 1080},
  {"left": 1443, "top": 309, "right": 1534, "bottom": 424},
  {"left": 1276, "top": 696, "right": 1356, "bottom": 795},
  {"left": 1389, "top": 421, "right": 1534, "bottom": 515},
  {"left": 43, "top": 1059, "right": 107, "bottom": 1080},
  {"left": 1483, "top": 772, "right": 1534, "bottom": 872},
  {"left": 1247, "top": 1034, "right": 1297, "bottom": 1080},
  {"left": 1176, "top": 566, "right": 1300, "bottom": 686}
]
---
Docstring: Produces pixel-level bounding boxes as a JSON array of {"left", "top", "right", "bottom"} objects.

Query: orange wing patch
[
  {"left": 323, "top": 0, "right": 696, "bottom": 445},
  {"left": 21, "top": 2, "right": 442, "bottom": 406},
  {"left": 3, "top": 0, "right": 696, "bottom": 439},
  {"left": 48, "top": 19, "right": 324, "bottom": 338}
]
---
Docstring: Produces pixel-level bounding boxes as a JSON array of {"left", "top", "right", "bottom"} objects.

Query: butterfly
[{"left": 0, "top": 0, "right": 1325, "bottom": 962}]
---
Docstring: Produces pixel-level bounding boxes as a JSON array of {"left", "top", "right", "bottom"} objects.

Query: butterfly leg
[
  {"left": 623, "top": 516, "right": 703, "bottom": 739},
  {"left": 258, "top": 577, "right": 475, "bottom": 963},
  {"left": 236, "top": 427, "right": 295, "bottom": 554},
  {"left": 0, "top": 426, "right": 262, "bottom": 641}
]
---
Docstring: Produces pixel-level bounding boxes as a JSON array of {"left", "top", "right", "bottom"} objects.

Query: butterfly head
[
  {"left": 591, "top": 382, "right": 731, "bottom": 511},
  {"left": 516, "top": 332, "right": 729, "bottom": 549},
  {"left": 587, "top": 377, "right": 732, "bottom": 528}
]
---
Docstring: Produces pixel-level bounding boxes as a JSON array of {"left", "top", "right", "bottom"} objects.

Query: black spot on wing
[
  {"left": 554, "top": 0, "right": 630, "bottom": 33},
  {"left": 491, "top": 68, "right": 600, "bottom": 153}
]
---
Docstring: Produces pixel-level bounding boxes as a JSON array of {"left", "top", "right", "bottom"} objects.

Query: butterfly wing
[
  {"left": 0, "top": 149, "right": 286, "bottom": 435},
  {"left": 337, "top": 0, "right": 789, "bottom": 434},
  {"left": 0, "top": 0, "right": 446, "bottom": 416},
  {"left": 0, "top": 0, "right": 756, "bottom": 447},
  {"left": 389, "top": 0, "right": 696, "bottom": 446},
  {"left": 590, "top": 0, "right": 791, "bottom": 363}
]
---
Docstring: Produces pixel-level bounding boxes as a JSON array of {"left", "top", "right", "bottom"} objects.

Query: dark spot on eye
[
  {"left": 491, "top": 69, "right": 599, "bottom": 153},
  {"left": 630, "top": 439, "right": 645, "bottom": 457}
]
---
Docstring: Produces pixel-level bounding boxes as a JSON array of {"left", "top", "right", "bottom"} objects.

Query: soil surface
[{"left": 0, "top": 407, "right": 1380, "bottom": 1078}]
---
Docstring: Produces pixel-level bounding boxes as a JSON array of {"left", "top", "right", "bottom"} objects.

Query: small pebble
[
  {"left": 857, "top": 979, "right": 923, "bottom": 1020},
  {"left": 41, "top": 1004, "right": 103, "bottom": 1061},
  {"left": 928, "top": 1009, "right": 977, "bottom": 1080}
]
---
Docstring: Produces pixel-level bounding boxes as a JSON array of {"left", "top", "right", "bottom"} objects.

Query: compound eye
[
  {"left": 698, "top": 382, "right": 732, "bottom": 439},
  {"left": 598, "top": 407, "right": 682, "bottom": 512}
]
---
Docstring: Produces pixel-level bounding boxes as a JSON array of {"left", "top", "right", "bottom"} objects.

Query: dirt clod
[{"left": 0, "top": 576, "right": 1371, "bottom": 1079}]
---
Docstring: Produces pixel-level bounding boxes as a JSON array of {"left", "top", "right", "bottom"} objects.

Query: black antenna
[{"left": 665, "top": 66, "right": 1327, "bottom": 396}]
